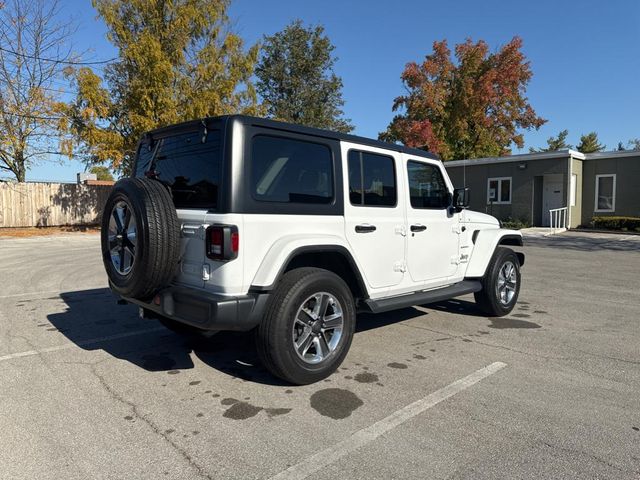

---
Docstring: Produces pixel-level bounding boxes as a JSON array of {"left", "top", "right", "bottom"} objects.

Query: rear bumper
[{"left": 122, "top": 285, "right": 269, "bottom": 332}]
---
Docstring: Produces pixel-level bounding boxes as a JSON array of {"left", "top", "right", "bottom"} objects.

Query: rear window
[
  {"left": 135, "top": 129, "right": 222, "bottom": 209},
  {"left": 251, "top": 135, "right": 333, "bottom": 204}
]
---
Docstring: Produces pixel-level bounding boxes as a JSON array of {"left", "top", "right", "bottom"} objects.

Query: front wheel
[
  {"left": 474, "top": 247, "right": 521, "bottom": 316},
  {"left": 255, "top": 268, "right": 356, "bottom": 385}
]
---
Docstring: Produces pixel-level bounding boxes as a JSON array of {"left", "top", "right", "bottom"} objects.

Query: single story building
[{"left": 445, "top": 149, "right": 640, "bottom": 228}]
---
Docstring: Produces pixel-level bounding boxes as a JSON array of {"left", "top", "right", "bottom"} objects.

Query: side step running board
[{"left": 363, "top": 280, "right": 482, "bottom": 314}]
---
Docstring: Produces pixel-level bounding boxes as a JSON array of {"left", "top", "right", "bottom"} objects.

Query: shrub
[
  {"left": 500, "top": 217, "right": 531, "bottom": 230},
  {"left": 588, "top": 216, "right": 640, "bottom": 231}
]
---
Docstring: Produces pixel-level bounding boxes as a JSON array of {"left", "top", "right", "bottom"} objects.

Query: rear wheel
[
  {"left": 256, "top": 268, "right": 356, "bottom": 385},
  {"left": 474, "top": 247, "right": 521, "bottom": 316}
]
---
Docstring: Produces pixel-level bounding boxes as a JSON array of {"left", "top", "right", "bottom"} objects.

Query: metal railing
[{"left": 549, "top": 207, "right": 568, "bottom": 231}]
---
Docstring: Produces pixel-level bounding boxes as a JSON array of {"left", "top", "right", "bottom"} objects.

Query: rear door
[
  {"left": 402, "top": 156, "right": 460, "bottom": 287},
  {"left": 135, "top": 125, "right": 224, "bottom": 289},
  {"left": 342, "top": 142, "right": 406, "bottom": 290}
]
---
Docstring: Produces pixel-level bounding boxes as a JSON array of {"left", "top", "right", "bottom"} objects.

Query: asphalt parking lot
[{"left": 0, "top": 231, "right": 638, "bottom": 479}]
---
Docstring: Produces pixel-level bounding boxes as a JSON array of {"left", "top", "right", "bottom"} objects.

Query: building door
[{"left": 542, "top": 174, "right": 564, "bottom": 227}]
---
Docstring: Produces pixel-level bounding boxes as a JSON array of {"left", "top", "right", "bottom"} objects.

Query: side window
[
  {"left": 251, "top": 135, "right": 333, "bottom": 204},
  {"left": 407, "top": 161, "right": 450, "bottom": 209},
  {"left": 348, "top": 150, "right": 396, "bottom": 207}
]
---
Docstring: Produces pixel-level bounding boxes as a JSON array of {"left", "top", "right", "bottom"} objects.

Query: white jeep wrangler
[{"left": 101, "top": 115, "right": 524, "bottom": 385}]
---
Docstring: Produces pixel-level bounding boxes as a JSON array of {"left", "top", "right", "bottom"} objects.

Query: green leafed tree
[
  {"left": 255, "top": 20, "right": 353, "bottom": 133},
  {"left": 380, "top": 37, "right": 546, "bottom": 160},
  {"left": 89, "top": 165, "right": 114, "bottom": 181},
  {"left": 64, "top": 0, "right": 262, "bottom": 174},
  {"left": 529, "top": 129, "right": 572, "bottom": 152},
  {"left": 576, "top": 132, "right": 605, "bottom": 153}
]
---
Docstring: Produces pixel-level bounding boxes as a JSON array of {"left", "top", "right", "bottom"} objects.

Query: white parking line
[
  {"left": 270, "top": 362, "right": 507, "bottom": 480},
  {"left": 0, "top": 327, "right": 165, "bottom": 363}
]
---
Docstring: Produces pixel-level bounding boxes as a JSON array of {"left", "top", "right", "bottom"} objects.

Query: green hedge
[
  {"left": 588, "top": 216, "right": 640, "bottom": 231},
  {"left": 500, "top": 217, "right": 532, "bottom": 230}
]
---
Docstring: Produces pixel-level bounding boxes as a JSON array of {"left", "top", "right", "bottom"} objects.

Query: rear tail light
[
  {"left": 206, "top": 225, "right": 239, "bottom": 261},
  {"left": 230, "top": 231, "right": 239, "bottom": 253}
]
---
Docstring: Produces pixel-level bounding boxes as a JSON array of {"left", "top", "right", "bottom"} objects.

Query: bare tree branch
[{"left": 0, "top": 0, "right": 78, "bottom": 181}]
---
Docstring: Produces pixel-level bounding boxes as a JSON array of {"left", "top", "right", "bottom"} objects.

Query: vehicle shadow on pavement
[
  {"left": 47, "top": 288, "right": 487, "bottom": 385},
  {"left": 355, "top": 299, "right": 486, "bottom": 331},
  {"left": 355, "top": 307, "right": 426, "bottom": 332},
  {"left": 424, "top": 298, "right": 486, "bottom": 317},
  {"left": 47, "top": 288, "right": 288, "bottom": 386}
]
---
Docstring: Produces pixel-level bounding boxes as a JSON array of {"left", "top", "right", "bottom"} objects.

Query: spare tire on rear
[{"left": 101, "top": 177, "right": 180, "bottom": 299}]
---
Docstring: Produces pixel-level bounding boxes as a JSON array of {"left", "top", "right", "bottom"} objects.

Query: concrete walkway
[{"left": 520, "top": 227, "right": 565, "bottom": 237}]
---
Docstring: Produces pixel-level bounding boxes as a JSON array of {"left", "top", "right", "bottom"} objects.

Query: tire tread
[
  {"left": 256, "top": 267, "right": 355, "bottom": 385},
  {"left": 101, "top": 177, "right": 180, "bottom": 299},
  {"left": 474, "top": 247, "right": 521, "bottom": 317}
]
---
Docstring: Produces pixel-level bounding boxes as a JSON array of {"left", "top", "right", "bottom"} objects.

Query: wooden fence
[{"left": 0, "top": 182, "right": 113, "bottom": 228}]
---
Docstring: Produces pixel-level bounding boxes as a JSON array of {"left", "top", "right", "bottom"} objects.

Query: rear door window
[
  {"left": 348, "top": 150, "right": 396, "bottom": 207},
  {"left": 251, "top": 135, "right": 333, "bottom": 204},
  {"left": 135, "top": 129, "right": 222, "bottom": 209}
]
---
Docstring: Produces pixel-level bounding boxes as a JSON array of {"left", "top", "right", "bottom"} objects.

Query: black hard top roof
[{"left": 145, "top": 114, "right": 440, "bottom": 161}]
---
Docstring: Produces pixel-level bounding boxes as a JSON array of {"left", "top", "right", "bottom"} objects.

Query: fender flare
[
  {"left": 465, "top": 229, "right": 524, "bottom": 278},
  {"left": 249, "top": 235, "right": 368, "bottom": 295}
]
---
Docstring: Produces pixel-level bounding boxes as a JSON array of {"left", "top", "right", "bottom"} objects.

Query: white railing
[{"left": 549, "top": 207, "right": 568, "bottom": 231}]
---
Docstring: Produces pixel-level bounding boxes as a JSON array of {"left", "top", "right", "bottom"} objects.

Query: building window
[
  {"left": 348, "top": 150, "right": 397, "bottom": 207},
  {"left": 594, "top": 174, "right": 616, "bottom": 212},
  {"left": 487, "top": 177, "right": 512, "bottom": 204},
  {"left": 570, "top": 174, "right": 577, "bottom": 207}
]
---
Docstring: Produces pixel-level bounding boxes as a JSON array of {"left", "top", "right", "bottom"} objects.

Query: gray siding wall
[
  {"left": 446, "top": 156, "right": 569, "bottom": 226},
  {"left": 581, "top": 154, "right": 640, "bottom": 224}
]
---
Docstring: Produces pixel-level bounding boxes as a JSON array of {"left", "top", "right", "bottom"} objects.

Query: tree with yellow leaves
[{"left": 65, "top": 0, "right": 262, "bottom": 174}]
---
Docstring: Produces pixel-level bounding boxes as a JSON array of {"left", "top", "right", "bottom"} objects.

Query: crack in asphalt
[
  {"left": 89, "top": 364, "right": 215, "bottom": 480},
  {"left": 398, "top": 318, "right": 639, "bottom": 369},
  {"left": 396, "top": 321, "right": 568, "bottom": 361},
  {"left": 541, "top": 441, "right": 635, "bottom": 474},
  {"left": 465, "top": 416, "right": 637, "bottom": 476},
  {"left": 572, "top": 348, "right": 640, "bottom": 366}
]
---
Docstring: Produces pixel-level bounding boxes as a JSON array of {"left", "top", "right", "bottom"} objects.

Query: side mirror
[
  {"left": 445, "top": 191, "right": 453, "bottom": 208},
  {"left": 453, "top": 187, "right": 470, "bottom": 211}
]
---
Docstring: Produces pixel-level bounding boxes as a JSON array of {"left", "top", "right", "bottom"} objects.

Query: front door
[
  {"left": 403, "top": 156, "right": 460, "bottom": 286},
  {"left": 342, "top": 142, "right": 405, "bottom": 290},
  {"left": 542, "top": 174, "right": 564, "bottom": 227}
]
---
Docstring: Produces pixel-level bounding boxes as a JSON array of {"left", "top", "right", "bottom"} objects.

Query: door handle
[
  {"left": 410, "top": 224, "right": 427, "bottom": 232},
  {"left": 355, "top": 224, "right": 376, "bottom": 233}
]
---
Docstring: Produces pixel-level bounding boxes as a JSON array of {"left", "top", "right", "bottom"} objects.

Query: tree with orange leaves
[{"left": 380, "top": 37, "right": 546, "bottom": 161}]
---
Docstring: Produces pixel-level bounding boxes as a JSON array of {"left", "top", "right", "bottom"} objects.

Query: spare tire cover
[{"left": 101, "top": 177, "right": 180, "bottom": 299}]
